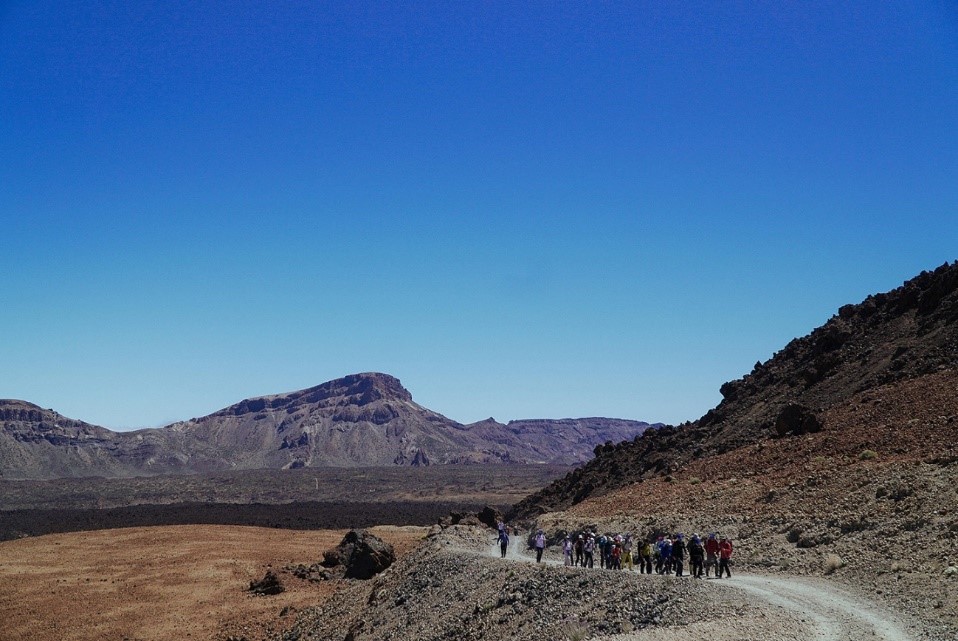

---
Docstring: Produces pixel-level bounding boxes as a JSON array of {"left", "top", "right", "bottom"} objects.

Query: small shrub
[
  {"left": 859, "top": 449, "right": 878, "bottom": 460},
  {"left": 823, "top": 553, "right": 844, "bottom": 574},
  {"left": 689, "top": 477, "right": 701, "bottom": 485},
  {"left": 560, "top": 619, "right": 590, "bottom": 641}
]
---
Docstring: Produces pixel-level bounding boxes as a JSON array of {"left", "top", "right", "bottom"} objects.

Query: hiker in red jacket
[
  {"left": 704, "top": 533, "right": 720, "bottom": 577},
  {"left": 718, "top": 536, "right": 733, "bottom": 578}
]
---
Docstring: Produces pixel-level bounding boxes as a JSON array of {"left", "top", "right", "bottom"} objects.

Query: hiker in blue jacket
[{"left": 496, "top": 527, "right": 510, "bottom": 558}]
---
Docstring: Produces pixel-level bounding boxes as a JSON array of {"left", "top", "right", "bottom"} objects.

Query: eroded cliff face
[{"left": 0, "top": 400, "right": 142, "bottom": 479}]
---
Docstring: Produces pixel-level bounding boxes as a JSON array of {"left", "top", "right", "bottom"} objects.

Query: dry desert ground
[{"left": 0, "top": 524, "right": 426, "bottom": 641}]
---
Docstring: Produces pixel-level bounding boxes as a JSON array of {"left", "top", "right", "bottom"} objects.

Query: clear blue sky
[{"left": 2, "top": 2, "right": 956, "bottom": 430}]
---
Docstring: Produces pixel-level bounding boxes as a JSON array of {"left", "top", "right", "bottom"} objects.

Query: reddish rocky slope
[{"left": 511, "top": 261, "right": 958, "bottom": 518}]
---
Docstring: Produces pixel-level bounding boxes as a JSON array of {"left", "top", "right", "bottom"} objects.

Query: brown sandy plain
[{"left": 0, "top": 524, "right": 426, "bottom": 641}]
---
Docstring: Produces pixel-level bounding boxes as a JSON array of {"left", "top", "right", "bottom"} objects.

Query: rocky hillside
[
  {"left": 0, "top": 373, "right": 653, "bottom": 479},
  {"left": 511, "top": 260, "right": 958, "bottom": 518},
  {"left": 0, "top": 401, "right": 141, "bottom": 478}
]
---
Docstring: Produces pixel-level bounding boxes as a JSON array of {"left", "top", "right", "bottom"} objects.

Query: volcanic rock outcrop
[{"left": 510, "top": 261, "right": 958, "bottom": 519}]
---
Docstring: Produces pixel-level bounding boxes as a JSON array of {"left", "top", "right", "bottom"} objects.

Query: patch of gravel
[
  {"left": 592, "top": 611, "right": 806, "bottom": 641},
  {"left": 270, "top": 526, "right": 743, "bottom": 641}
]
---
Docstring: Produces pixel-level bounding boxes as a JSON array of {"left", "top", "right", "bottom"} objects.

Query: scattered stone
[
  {"left": 285, "top": 563, "right": 333, "bottom": 582},
  {"left": 822, "top": 554, "right": 844, "bottom": 575}
]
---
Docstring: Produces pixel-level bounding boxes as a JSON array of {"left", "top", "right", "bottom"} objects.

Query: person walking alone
[{"left": 496, "top": 527, "right": 510, "bottom": 558}]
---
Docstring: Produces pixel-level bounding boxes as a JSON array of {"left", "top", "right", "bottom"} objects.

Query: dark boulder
[
  {"left": 322, "top": 530, "right": 395, "bottom": 580},
  {"left": 773, "top": 403, "right": 824, "bottom": 437},
  {"left": 477, "top": 505, "right": 503, "bottom": 529},
  {"left": 249, "top": 568, "right": 285, "bottom": 595}
]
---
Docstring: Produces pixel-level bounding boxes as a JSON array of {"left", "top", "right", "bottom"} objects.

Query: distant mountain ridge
[{"left": 0, "top": 373, "right": 656, "bottom": 480}]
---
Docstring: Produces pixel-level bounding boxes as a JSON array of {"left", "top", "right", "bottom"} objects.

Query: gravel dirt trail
[
  {"left": 488, "top": 539, "right": 922, "bottom": 641},
  {"left": 709, "top": 574, "right": 918, "bottom": 641}
]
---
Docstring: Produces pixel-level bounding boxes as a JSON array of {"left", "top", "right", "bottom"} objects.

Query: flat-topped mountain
[{"left": 0, "top": 373, "right": 654, "bottom": 480}]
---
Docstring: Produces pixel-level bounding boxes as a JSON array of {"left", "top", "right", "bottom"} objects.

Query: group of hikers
[{"left": 496, "top": 522, "right": 733, "bottom": 579}]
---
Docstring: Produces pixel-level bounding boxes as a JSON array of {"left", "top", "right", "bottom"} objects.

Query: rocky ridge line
[
  {"left": 510, "top": 261, "right": 958, "bottom": 519},
  {"left": 1, "top": 373, "right": 653, "bottom": 479}
]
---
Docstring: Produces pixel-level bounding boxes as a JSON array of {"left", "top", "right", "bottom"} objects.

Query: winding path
[
  {"left": 713, "top": 573, "right": 916, "bottom": 641},
  {"left": 487, "top": 539, "right": 919, "bottom": 641}
]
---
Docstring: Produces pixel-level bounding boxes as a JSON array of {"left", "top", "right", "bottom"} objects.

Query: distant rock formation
[{"left": 1, "top": 373, "right": 654, "bottom": 479}]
